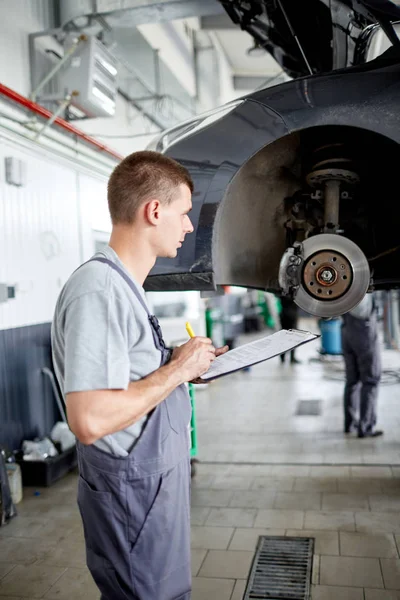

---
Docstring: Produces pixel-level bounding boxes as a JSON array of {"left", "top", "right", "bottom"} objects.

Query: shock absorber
[
  {"left": 306, "top": 143, "right": 359, "bottom": 232},
  {"left": 278, "top": 143, "right": 371, "bottom": 317}
]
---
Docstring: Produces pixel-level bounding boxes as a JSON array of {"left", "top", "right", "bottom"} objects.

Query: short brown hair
[{"left": 107, "top": 150, "right": 193, "bottom": 225}]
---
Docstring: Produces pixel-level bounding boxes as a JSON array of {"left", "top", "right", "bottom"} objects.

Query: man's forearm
[{"left": 66, "top": 361, "right": 185, "bottom": 445}]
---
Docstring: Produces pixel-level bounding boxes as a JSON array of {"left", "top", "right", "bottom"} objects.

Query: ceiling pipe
[{"left": 0, "top": 82, "right": 123, "bottom": 162}]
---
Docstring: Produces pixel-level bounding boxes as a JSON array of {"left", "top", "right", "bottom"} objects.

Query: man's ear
[{"left": 144, "top": 199, "right": 161, "bottom": 225}]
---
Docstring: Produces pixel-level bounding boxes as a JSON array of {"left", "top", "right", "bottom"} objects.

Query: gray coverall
[
  {"left": 341, "top": 295, "right": 381, "bottom": 436},
  {"left": 77, "top": 258, "right": 192, "bottom": 600}
]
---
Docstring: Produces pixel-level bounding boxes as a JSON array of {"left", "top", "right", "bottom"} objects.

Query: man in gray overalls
[
  {"left": 51, "top": 151, "right": 228, "bottom": 599},
  {"left": 341, "top": 294, "right": 383, "bottom": 438}
]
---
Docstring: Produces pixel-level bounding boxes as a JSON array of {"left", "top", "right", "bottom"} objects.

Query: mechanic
[
  {"left": 51, "top": 151, "right": 228, "bottom": 600},
  {"left": 341, "top": 293, "right": 383, "bottom": 438}
]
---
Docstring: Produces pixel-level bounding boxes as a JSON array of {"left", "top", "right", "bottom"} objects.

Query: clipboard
[{"left": 200, "top": 328, "right": 320, "bottom": 382}]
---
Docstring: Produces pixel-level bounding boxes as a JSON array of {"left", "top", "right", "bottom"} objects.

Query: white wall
[
  {"left": 0, "top": 0, "right": 54, "bottom": 96},
  {"left": 76, "top": 95, "right": 159, "bottom": 159},
  {"left": 0, "top": 135, "right": 108, "bottom": 330},
  {"left": 210, "top": 32, "right": 238, "bottom": 105},
  {"left": 78, "top": 172, "right": 111, "bottom": 257},
  {"left": 138, "top": 19, "right": 197, "bottom": 97}
]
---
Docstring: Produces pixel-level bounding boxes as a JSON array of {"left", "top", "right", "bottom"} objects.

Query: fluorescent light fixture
[
  {"left": 95, "top": 54, "right": 118, "bottom": 78},
  {"left": 92, "top": 86, "right": 116, "bottom": 115}
]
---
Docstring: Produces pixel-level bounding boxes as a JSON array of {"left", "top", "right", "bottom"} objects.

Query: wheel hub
[
  {"left": 303, "top": 250, "right": 353, "bottom": 300},
  {"left": 293, "top": 234, "right": 370, "bottom": 318}
]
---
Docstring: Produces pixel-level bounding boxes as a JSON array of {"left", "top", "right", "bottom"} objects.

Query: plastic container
[
  {"left": 16, "top": 444, "right": 77, "bottom": 487},
  {"left": 319, "top": 318, "right": 342, "bottom": 355},
  {"left": 6, "top": 463, "right": 23, "bottom": 504}
]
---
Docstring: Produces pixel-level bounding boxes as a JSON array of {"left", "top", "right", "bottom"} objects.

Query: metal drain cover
[
  {"left": 295, "top": 400, "right": 322, "bottom": 416},
  {"left": 244, "top": 536, "right": 314, "bottom": 599}
]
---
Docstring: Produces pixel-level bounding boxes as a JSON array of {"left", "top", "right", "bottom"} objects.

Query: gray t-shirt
[{"left": 51, "top": 246, "right": 162, "bottom": 456}]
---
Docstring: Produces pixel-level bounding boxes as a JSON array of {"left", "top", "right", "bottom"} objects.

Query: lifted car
[{"left": 146, "top": 0, "right": 400, "bottom": 318}]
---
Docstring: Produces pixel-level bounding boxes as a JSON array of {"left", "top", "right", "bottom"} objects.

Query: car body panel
[{"left": 144, "top": 2, "right": 400, "bottom": 296}]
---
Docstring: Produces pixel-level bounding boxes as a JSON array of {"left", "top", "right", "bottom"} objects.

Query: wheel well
[{"left": 212, "top": 124, "right": 400, "bottom": 291}]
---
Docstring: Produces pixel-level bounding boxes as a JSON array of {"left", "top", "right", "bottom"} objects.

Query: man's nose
[{"left": 186, "top": 217, "right": 194, "bottom": 233}]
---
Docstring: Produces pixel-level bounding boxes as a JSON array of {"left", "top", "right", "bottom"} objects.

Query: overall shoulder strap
[
  {"left": 88, "top": 257, "right": 170, "bottom": 360},
  {"left": 88, "top": 257, "right": 150, "bottom": 316}
]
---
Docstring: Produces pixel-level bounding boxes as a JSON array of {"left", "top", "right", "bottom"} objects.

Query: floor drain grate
[
  {"left": 243, "top": 536, "right": 314, "bottom": 599},
  {"left": 295, "top": 400, "right": 321, "bottom": 416}
]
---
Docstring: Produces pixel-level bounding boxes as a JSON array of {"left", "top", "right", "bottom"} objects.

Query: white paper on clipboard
[{"left": 200, "top": 329, "right": 319, "bottom": 381}]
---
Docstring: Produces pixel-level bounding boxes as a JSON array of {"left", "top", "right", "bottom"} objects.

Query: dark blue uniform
[
  {"left": 77, "top": 259, "right": 192, "bottom": 599},
  {"left": 341, "top": 296, "right": 382, "bottom": 437}
]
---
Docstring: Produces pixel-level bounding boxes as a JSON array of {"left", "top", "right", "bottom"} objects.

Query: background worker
[
  {"left": 341, "top": 293, "right": 383, "bottom": 438},
  {"left": 51, "top": 151, "right": 227, "bottom": 600},
  {"left": 279, "top": 296, "right": 300, "bottom": 364}
]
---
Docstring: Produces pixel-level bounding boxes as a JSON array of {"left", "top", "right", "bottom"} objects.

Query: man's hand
[
  {"left": 170, "top": 337, "right": 216, "bottom": 382},
  {"left": 190, "top": 344, "right": 229, "bottom": 384},
  {"left": 215, "top": 345, "right": 229, "bottom": 357}
]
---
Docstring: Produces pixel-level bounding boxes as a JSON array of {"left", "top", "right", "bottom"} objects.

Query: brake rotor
[{"left": 294, "top": 234, "right": 370, "bottom": 318}]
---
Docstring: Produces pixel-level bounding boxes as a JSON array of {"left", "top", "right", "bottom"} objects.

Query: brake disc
[{"left": 294, "top": 234, "right": 370, "bottom": 318}]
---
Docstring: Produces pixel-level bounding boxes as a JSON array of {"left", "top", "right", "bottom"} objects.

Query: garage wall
[
  {"left": 0, "top": 134, "right": 110, "bottom": 451},
  {"left": 0, "top": 137, "right": 108, "bottom": 331},
  {"left": 0, "top": 0, "right": 56, "bottom": 96}
]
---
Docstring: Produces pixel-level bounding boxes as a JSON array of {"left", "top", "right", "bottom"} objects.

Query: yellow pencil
[{"left": 185, "top": 321, "right": 195, "bottom": 338}]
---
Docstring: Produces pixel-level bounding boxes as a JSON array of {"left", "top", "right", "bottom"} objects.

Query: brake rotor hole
[
  {"left": 318, "top": 289, "right": 322, "bottom": 294},
  {"left": 343, "top": 275, "right": 347, "bottom": 280},
  {"left": 332, "top": 257, "right": 337, "bottom": 262},
  {"left": 309, "top": 282, "right": 314, "bottom": 286}
]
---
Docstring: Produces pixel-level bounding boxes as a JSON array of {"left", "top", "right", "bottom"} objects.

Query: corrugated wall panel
[
  {"left": 78, "top": 172, "right": 111, "bottom": 260},
  {"left": 0, "top": 143, "right": 82, "bottom": 330},
  {"left": 0, "top": 135, "right": 109, "bottom": 451},
  {"left": 0, "top": 322, "right": 58, "bottom": 452}
]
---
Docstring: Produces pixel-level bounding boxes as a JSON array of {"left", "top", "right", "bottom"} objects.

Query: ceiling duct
[{"left": 59, "top": 0, "right": 225, "bottom": 29}]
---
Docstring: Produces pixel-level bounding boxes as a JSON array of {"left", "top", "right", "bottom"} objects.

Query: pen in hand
[
  {"left": 185, "top": 321, "right": 196, "bottom": 338},
  {"left": 186, "top": 321, "right": 228, "bottom": 357}
]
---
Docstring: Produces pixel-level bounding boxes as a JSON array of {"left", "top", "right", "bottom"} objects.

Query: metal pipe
[
  {"left": 275, "top": 0, "right": 313, "bottom": 75},
  {"left": 324, "top": 180, "right": 340, "bottom": 230},
  {"left": 31, "top": 35, "right": 86, "bottom": 102},
  {"left": 0, "top": 82, "right": 123, "bottom": 161},
  {"left": 118, "top": 87, "right": 165, "bottom": 129},
  {"left": 34, "top": 94, "right": 73, "bottom": 140},
  {"left": 154, "top": 48, "right": 161, "bottom": 95},
  {"left": 0, "top": 116, "right": 116, "bottom": 175}
]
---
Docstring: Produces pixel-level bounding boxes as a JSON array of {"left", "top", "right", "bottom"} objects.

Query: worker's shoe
[
  {"left": 358, "top": 430, "right": 384, "bottom": 438},
  {"left": 345, "top": 422, "right": 359, "bottom": 434}
]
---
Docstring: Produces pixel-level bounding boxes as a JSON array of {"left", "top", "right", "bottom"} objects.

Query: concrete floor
[
  {"left": 196, "top": 317, "right": 400, "bottom": 466},
  {"left": 1, "top": 317, "right": 400, "bottom": 599}
]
